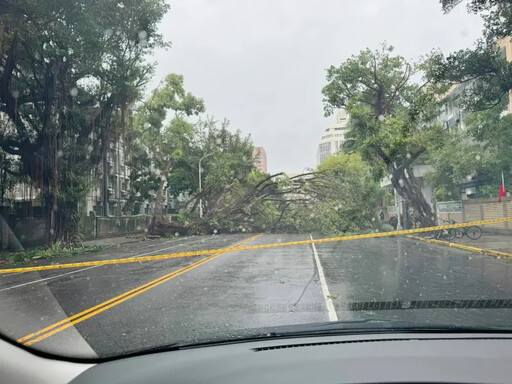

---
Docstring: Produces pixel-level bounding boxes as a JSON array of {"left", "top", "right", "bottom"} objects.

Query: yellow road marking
[
  {"left": 18, "top": 234, "right": 261, "bottom": 347},
  {"left": 3, "top": 216, "right": 512, "bottom": 275},
  {"left": 408, "top": 235, "right": 512, "bottom": 260}
]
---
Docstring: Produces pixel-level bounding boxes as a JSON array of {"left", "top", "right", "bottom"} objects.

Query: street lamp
[{"left": 198, "top": 153, "right": 213, "bottom": 218}]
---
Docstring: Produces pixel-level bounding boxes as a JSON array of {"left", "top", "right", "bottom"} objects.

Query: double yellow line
[{"left": 17, "top": 234, "right": 261, "bottom": 347}]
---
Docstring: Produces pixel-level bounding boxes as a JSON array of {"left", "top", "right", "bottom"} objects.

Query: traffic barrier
[{"left": 2, "top": 216, "right": 512, "bottom": 275}]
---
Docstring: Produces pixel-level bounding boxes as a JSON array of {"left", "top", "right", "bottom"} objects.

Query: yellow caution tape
[
  {"left": 2, "top": 216, "right": 512, "bottom": 275},
  {"left": 17, "top": 234, "right": 262, "bottom": 347}
]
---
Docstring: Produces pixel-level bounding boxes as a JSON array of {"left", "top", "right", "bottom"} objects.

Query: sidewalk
[
  {"left": 452, "top": 233, "right": 512, "bottom": 254},
  {"left": 82, "top": 234, "right": 145, "bottom": 248}
]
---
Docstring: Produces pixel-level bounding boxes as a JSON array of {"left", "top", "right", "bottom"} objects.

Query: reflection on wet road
[{"left": 316, "top": 236, "right": 512, "bottom": 327}]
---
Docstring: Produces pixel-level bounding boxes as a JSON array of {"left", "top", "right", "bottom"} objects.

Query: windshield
[{"left": 1, "top": 0, "right": 512, "bottom": 359}]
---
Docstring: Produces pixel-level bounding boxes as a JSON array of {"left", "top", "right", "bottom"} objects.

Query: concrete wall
[
  {"left": 12, "top": 217, "right": 47, "bottom": 248},
  {"left": 95, "top": 215, "right": 151, "bottom": 239},
  {"left": 0, "top": 214, "right": 46, "bottom": 251},
  {"left": 0, "top": 213, "right": 152, "bottom": 250}
]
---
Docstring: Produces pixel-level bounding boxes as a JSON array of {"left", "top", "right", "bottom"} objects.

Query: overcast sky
[{"left": 151, "top": 0, "right": 482, "bottom": 174}]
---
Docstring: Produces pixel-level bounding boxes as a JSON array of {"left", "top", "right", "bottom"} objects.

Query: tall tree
[
  {"left": 322, "top": 44, "right": 443, "bottom": 226},
  {"left": 134, "top": 74, "right": 205, "bottom": 233},
  {"left": 0, "top": 0, "right": 169, "bottom": 243}
]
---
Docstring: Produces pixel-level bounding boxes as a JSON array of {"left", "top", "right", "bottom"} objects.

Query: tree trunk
[
  {"left": 390, "top": 166, "right": 435, "bottom": 228},
  {"left": 149, "top": 163, "right": 171, "bottom": 234},
  {"left": 102, "top": 149, "right": 109, "bottom": 217}
]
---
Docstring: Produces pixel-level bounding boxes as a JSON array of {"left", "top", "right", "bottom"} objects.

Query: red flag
[{"left": 499, "top": 173, "right": 507, "bottom": 203}]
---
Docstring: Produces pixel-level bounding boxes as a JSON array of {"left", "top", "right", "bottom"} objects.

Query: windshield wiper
[{"left": 258, "top": 319, "right": 508, "bottom": 338}]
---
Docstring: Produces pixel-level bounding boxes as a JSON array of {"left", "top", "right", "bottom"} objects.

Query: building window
[{"left": 318, "top": 142, "right": 332, "bottom": 163}]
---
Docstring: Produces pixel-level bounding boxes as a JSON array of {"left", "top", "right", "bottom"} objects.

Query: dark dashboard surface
[{"left": 70, "top": 333, "right": 512, "bottom": 384}]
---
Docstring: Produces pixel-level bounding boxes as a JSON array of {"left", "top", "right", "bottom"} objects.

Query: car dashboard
[{"left": 2, "top": 332, "right": 512, "bottom": 383}]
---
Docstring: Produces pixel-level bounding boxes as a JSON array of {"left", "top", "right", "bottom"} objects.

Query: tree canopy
[
  {"left": 133, "top": 74, "right": 204, "bottom": 231},
  {"left": 430, "top": 0, "right": 512, "bottom": 111},
  {"left": 322, "top": 44, "right": 443, "bottom": 226},
  {"left": 0, "top": 0, "right": 169, "bottom": 242}
]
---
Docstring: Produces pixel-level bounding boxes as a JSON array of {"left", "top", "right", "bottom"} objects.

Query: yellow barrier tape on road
[
  {"left": 2, "top": 216, "right": 512, "bottom": 275},
  {"left": 408, "top": 235, "right": 512, "bottom": 260}
]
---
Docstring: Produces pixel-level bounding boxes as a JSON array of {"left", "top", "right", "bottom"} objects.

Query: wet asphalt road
[{"left": 1, "top": 233, "right": 512, "bottom": 358}]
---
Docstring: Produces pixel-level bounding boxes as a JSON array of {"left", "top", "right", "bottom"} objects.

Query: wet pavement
[{"left": 0, "top": 233, "right": 512, "bottom": 359}]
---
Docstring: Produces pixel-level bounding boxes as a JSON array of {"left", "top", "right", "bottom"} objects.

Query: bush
[{"left": 2, "top": 243, "right": 102, "bottom": 265}]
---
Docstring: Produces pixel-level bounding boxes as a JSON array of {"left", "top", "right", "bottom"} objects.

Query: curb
[{"left": 407, "top": 235, "right": 512, "bottom": 260}]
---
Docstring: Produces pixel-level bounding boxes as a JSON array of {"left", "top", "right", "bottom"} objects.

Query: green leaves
[
  {"left": 134, "top": 74, "right": 204, "bottom": 167},
  {"left": 322, "top": 43, "right": 442, "bottom": 225},
  {"left": 1, "top": 0, "right": 170, "bottom": 243},
  {"left": 426, "top": 100, "right": 512, "bottom": 201},
  {"left": 296, "top": 153, "right": 382, "bottom": 235},
  {"left": 424, "top": 43, "right": 512, "bottom": 111},
  {"left": 322, "top": 44, "right": 413, "bottom": 117},
  {"left": 131, "top": 74, "right": 204, "bottom": 217}
]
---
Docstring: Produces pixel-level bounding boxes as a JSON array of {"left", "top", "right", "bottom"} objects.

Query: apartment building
[
  {"left": 252, "top": 147, "right": 268, "bottom": 173},
  {"left": 316, "top": 109, "right": 349, "bottom": 165}
]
